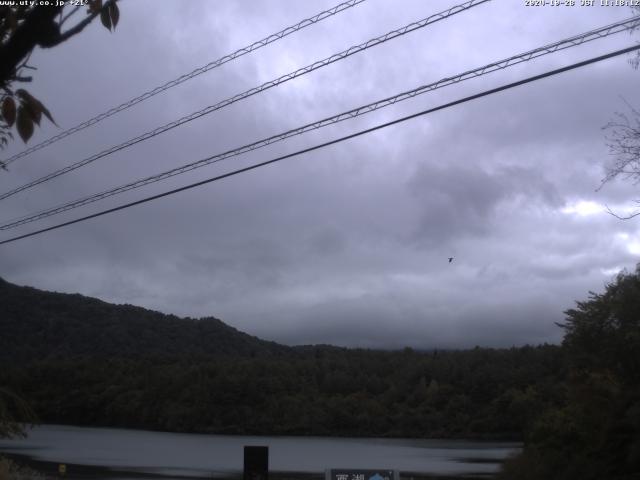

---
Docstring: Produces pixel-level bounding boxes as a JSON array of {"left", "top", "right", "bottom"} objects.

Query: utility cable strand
[
  {"left": 0, "top": 0, "right": 367, "bottom": 167},
  {"left": 0, "top": 0, "right": 491, "bottom": 200},
  {"left": 1, "top": 44, "right": 638, "bottom": 246},
  {"left": 1, "top": 15, "right": 637, "bottom": 230}
]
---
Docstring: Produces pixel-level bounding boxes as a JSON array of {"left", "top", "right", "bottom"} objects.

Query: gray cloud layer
[{"left": 1, "top": 0, "right": 639, "bottom": 348}]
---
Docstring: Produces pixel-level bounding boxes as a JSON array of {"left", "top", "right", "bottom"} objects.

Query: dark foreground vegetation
[
  {"left": 498, "top": 266, "right": 640, "bottom": 480},
  {"left": 1, "top": 266, "right": 639, "bottom": 479}
]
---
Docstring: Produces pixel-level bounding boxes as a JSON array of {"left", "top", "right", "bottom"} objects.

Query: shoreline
[
  {"left": 16, "top": 423, "right": 524, "bottom": 444},
  {"left": 1, "top": 453, "right": 495, "bottom": 480}
]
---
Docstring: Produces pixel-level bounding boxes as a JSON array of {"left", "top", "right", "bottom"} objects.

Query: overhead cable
[
  {"left": 1, "top": 43, "right": 638, "bottom": 246},
  {"left": 1, "top": 15, "right": 638, "bottom": 231},
  {"left": 0, "top": 0, "right": 491, "bottom": 200},
  {"left": 0, "top": 0, "right": 367, "bottom": 167}
]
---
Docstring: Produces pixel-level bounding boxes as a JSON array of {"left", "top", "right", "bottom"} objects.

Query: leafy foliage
[
  {"left": 0, "top": 387, "right": 36, "bottom": 439},
  {"left": 0, "top": 348, "right": 563, "bottom": 439},
  {"left": 0, "top": 1, "right": 120, "bottom": 154},
  {"left": 0, "top": 456, "right": 46, "bottom": 480},
  {"left": 499, "top": 266, "right": 640, "bottom": 479}
]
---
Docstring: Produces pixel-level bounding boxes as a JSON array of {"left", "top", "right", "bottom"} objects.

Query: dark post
[{"left": 243, "top": 445, "right": 268, "bottom": 480}]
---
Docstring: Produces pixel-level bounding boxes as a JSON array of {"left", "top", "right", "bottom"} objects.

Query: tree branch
[
  {"left": 0, "top": 1, "right": 118, "bottom": 86},
  {"left": 0, "top": 6, "right": 62, "bottom": 85},
  {"left": 58, "top": 0, "right": 118, "bottom": 44},
  {"left": 59, "top": 5, "right": 81, "bottom": 27},
  {"left": 605, "top": 204, "right": 640, "bottom": 220}
]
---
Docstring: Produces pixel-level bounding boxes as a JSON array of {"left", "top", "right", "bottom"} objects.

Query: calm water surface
[{"left": 0, "top": 425, "right": 520, "bottom": 479}]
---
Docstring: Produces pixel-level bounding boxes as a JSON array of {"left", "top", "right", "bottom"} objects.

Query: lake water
[{"left": 0, "top": 425, "right": 520, "bottom": 479}]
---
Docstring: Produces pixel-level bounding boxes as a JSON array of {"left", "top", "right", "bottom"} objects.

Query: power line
[
  {"left": 0, "top": 0, "right": 491, "bottom": 201},
  {"left": 1, "top": 44, "right": 638, "bottom": 247},
  {"left": 2, "top": 15, "right": 638, "bottom": 231},
  {"left": 0, "top": 0, "right": 367, "bottom": 167}
]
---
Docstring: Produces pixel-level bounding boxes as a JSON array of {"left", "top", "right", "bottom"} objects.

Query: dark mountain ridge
[
  {"left": 0, "top": 276, "right": 569, "bottom": 440},
  {"left": 0, "top": 277, "right": 289, "bottom": 362}
]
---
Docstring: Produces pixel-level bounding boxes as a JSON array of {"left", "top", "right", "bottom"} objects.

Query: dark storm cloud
[
  {"left": 404, "top": 160, "right": 563, "bottom": 248},
  {"left": 0, "top": 0, "right": 639, "bottom": 348}
]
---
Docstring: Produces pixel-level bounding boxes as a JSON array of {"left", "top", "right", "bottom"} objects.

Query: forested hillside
[
  {"left": 2, "top": 346, "right": 563, "bottom": 438},
  {"left": 0, "top": 277, "right": 564, "bottom": 439},
  {"left": 0, "top": 277, "right": 288, "bottom": 361}
]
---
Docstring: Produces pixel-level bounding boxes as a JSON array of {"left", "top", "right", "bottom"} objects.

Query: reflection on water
[{"left": 0, "top": 425, "right": 520, "bottom": 479}]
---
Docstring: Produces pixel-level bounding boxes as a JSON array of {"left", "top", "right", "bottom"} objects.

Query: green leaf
[
  {"left": 15, "top": 89, "right": 31, "bottom": 101},
  {"left": 40, "top": 103, "right": 57, "bottom": 126},
  {"left": 100, "top": 6, "right": 112, "bottom": 30},
  {"left": 109, "top": 2, "right": 119, "bottom": 29},
  {"left": 2, "top": 97, "right": 16, "bottom": 127},
  {"left": 23, "top": 97, "right": 42, "bottom": 126},
  {"left": 16, "top": 106, "right": 34, "bottom": 143},
  {"left": 15, "top": 89, "right": 56, "bottom": 126}
]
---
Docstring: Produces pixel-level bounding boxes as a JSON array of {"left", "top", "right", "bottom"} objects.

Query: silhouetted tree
[
  {"left": 601, "top": 6, "right": 640, "bottom": 219},
  {"left": 499, "top": 265, "right": 640, "bottom": 479},
  {"left": 0, "top": 1, "right": 120, "bottom": 153}
]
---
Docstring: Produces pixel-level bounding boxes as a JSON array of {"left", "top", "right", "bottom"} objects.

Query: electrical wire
[
  {"left": 1, "top": 44, "right": 638, "bottom": 247},
  {"left": 0, "top": 0, "right": 367, "bottom": 167},
  {"left": 2, "top": 15, "right": 638, "bottom": 230},
  {"left": 0, "top": 0, "right": 491, "bottom": 201}
]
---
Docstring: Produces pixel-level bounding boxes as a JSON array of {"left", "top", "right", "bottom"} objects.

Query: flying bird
[{"left": 448, "top": 257, "right": 454, "bottom": 263}]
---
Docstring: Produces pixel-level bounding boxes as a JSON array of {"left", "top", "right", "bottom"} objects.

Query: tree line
[
  {"left": 2, "top": 266, "right": 639, "bottom": 479},
  {"left": 1, "top": 345, "right": 563, "bottom": 439}
]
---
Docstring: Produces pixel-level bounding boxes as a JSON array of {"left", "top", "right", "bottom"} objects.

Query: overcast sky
[{"left": 1, "top": 0, "right": 639, "bottom": 349}]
